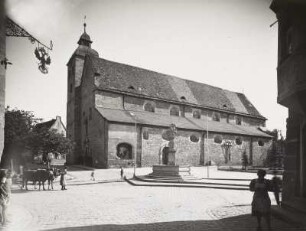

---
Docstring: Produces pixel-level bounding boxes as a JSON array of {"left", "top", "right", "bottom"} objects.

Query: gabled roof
[
  {"left": 35, "top": 119, "right": 56, "bottom": 130},
  {"left": 96, "top": 107, "right": 271, "bottom": 138},
  {"left": 91, "top": 57, "right": 265, "bottom": 119}
]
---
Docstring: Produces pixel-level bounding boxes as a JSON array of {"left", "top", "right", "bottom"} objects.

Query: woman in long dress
[{"left": 249, "top": 169, "right": 277, "bottom": 231}]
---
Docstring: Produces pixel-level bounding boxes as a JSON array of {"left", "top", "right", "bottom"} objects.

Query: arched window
[
  {"left": 144, "top": 102, "right": 155, "bottom": 112},
  {"left": 193, "top": 110, "right": 201, "bottom": 119},
  {"left": 116, "top": 143, "right": 133, "bottom": 160},
  {"left": 170, "top": 106, "right": 179, "bottom": 116},
  {"left": 212, "top": 112, "right": 220, "bottom": 122},
  {"left": 214, "top": 135, "right": 223, "bottom": 144},
  {"left": 190, "top": 135, "right": 199, "bottom": 143}
]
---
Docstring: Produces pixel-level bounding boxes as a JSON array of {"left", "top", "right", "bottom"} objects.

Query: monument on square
[{"left": 152, "top": 124, "right": 181, "bottom": 176}]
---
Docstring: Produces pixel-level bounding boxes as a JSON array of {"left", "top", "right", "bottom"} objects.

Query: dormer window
[
  {"left": 144, "top": 102, "right": 155, "bottom": 113},
  {"left": 170, "top": 106, "right": 179, "bottom": 116},
  {"left": 128, "top": 85, "right": 135, "bottom": 90},
  {"left": 212, "top": 112, "right": 220, "bottom": 122},
  {"left": 180, "top": 96, "right": 186, "bottom": 101},
  {"left": 193, "top": 110, "right": 201, "bottom": 119}
]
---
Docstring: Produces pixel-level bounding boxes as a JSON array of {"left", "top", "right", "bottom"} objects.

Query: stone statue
[{"left": 160, "top": 124, "right": 177, "bottom": 166}]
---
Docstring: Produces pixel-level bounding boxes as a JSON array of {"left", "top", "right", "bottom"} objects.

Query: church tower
[{"left": 66, "top": 22, "right": 99, "bottom": 164}]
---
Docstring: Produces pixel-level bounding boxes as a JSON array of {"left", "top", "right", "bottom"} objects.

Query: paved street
[{"left": 1, "top": 167, "right": 304, "bottom": 231}]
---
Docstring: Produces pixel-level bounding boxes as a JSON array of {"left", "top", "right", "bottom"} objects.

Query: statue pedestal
[{"left": 152, "top": 165, "right": 180, "bottom": 176}]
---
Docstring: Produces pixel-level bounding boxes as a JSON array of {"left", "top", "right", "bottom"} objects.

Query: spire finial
[{"left": 83, "top": 15, "right": 87, "bottom": 33}]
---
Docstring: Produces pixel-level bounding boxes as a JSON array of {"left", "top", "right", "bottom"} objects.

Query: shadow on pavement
[{"left": 43, "top": 214, "right": 304, "bottom": 231}]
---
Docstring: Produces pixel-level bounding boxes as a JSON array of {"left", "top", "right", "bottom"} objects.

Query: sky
[{"left": 5, "top": 0, "right": 287, "bottom": 135}]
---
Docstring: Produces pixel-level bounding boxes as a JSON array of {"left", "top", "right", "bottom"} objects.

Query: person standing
[
  {"left": 60, "top": 167, "right": 67, "bottom": 190},
  {"left": 120, "top": 167, "right": 124, "bottom": 179},
  {"left": 0, "top": 169, "right": 12, "bottom": 225},
  {"left": 249, "top": 169, "right": 278, "bottom": 231},
  {"left": 90, "top": 169, "right": 95, "bottom": 181}
]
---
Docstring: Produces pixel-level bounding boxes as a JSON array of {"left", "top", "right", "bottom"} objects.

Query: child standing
[{"left": 60, "top": 167, "right": 67, "bottom": 190}]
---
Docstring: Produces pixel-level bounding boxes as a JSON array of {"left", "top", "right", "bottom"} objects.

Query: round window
[
  {"left": 190, "top": 135, "right": 199, "bottom": 143},
  {"left": 214, "top": 135, "right": 222, "bottom": 144}
]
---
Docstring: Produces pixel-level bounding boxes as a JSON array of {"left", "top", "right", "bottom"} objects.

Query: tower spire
[{"left": 77, "top": 15, "right": 92, "bottom": 47}]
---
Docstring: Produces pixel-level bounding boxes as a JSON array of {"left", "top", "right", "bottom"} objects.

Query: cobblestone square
[{"left": 1, "top": 167, "right": 305, "bottom": 231}]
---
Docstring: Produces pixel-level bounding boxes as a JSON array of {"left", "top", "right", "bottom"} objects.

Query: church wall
[
  {"left": 141, "top": 127, "right": 164, "bottom": 166},
  {"left": 107, "top": 123, "right": 137, "bottom": 168},
  {"left": 155, "top": 101, "right": 170, "bottom": 115},
  {"left": 174, "top": 130, "right": 201, "bottom": 166},
  {"left": 89, "top": 90, "right": 269, "bottom": 168},
  {"left": 74, "top": 57, "right": 84, "bottom": 87},
  {"left": 204, "top": 133, "right": 252, "bottom": 166},
  {"left": 95, "top": 91, "right": 123, "bottom": 109},
  {"left": 94, "top": 91, "right": 265, "bottom": 128},
  {"left": 124, "top": 96, "right": 144, "bottom": 111},
  {"left": 243, "top": 117, "right": 266, "bottom": 127},
  {"left": 89, "top": 110, "right": 108, "bottom": 168},
  {"left": 141, "top": 127, "right": 202, "bottom": 167}
]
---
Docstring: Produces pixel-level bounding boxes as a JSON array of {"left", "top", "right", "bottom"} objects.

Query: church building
[{"left": 66, "top": 25, "right": 271, "bottom": 168}]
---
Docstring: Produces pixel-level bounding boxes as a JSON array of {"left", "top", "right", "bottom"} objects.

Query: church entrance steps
[{"left": 125, "top": 175, "right": 250, "bottom": 190}]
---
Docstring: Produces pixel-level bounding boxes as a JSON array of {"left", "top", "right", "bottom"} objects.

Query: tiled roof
[
  {"left": 91, "top": 57, "right": 265, "bottom": 119},
  {"left": 35, "top": 119, "right": 56, "bottom": 130},
  {"left": 96, "top": 107, "right": 271, "bottom": 138}
]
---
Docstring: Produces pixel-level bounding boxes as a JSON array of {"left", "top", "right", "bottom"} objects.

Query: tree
[
  {"left": 27, "top": 127, "right": 73, "bottom": 163},
  {"left": 263, "top": 129, "right": 285, "bottom": 168},
  {"left": 1, "top": 107, "right": 73, "bottom": 169},
  {"left": 1, "top": 107, "right": 41, "bottom": 168}
]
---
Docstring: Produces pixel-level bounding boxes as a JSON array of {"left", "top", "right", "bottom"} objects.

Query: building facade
[
  {"left": 36, "top": 116, "right": 66, "bottom": 137},
  {"left": 0, "top": 1, "right": 6, "bottom": 161},
  {"left": 271, "top": 0, "right": 306, "bottom": 212},
  {"left": 67, "top": 29, "right": 271, "bottom": 168}
]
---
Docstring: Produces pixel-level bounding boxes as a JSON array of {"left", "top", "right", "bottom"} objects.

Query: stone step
[{"left": 126, "top": 176, "right": 249, "bottom": 190}]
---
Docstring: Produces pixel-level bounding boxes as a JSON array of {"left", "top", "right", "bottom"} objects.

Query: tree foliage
[
  {"left": 4, "top": 107, "right": 40, "bottom": 148},
  {"left": 264, "top": 129, "right": 285, "bottom": 168},
  {"left": 27, "top": 127, "right": 73, "bottom": 162},
  {"left": 1, "top": 107, "right": 73, "bottom": 167}
]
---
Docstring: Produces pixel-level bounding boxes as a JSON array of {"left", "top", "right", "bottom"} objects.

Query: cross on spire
[{"left": 83, "top": 15, "right": 87, "bottom": 33}]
